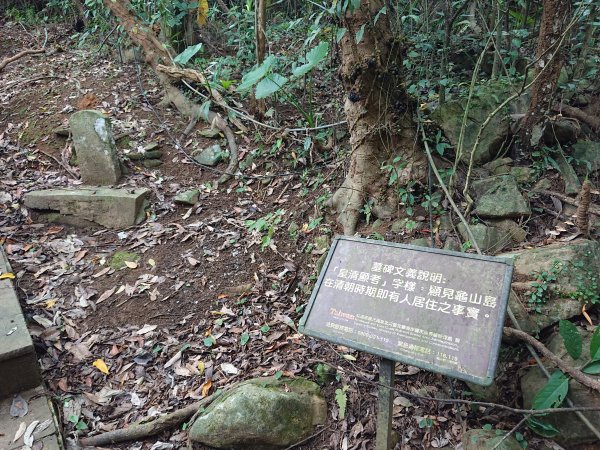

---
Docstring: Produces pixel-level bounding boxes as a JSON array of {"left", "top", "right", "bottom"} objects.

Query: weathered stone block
[
  {"left": 189, "top": 377, "right": 326, "bottom": 449},
  {"left": 69, "top": 110, "right": 122, "bottom": 185},
  {"left": 0, "top": 249, "right": 40, "bottom": 397},
  {"left": 23, "top": 187, "right": 150, "bottom": 229},
  {"left": 472, "top": 175, "right": 531, "bottom": 218}
]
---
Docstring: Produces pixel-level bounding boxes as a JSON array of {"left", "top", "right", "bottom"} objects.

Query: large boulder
[
  {"left": 189, "top": 377, "right": 327, "bottom": 449},
  {"left": 521, "top": 329, "right": 600, "bottom": 446},
  {"left": 471, "top": 175, "right": 531, "bottom": 218},
  {"left": 69, "top": 110, "right": 122, "bottom": 185},
  {"left": 501, "top": 240, "right": 600, "bottom": 330},
  {"left": 431, "top": 85, "right": 513, "bottom": 165}
]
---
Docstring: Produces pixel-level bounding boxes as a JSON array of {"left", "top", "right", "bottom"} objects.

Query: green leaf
[
  {"left": 590, "top": 325, "right": 600, "bottom": 360},
  {"left": 75, "top": 420, "right": 88, "bottom": 431},
  {"left": 355, "top": 24, "right": 365, "bottom": 43},
  {"left": 374, "top": 6, "right": 387, "bottom": 24},
  {"left": 260, "top": 324, "right": 270, "bottom": 333},
  {"left": 292, "top": 41, "right": 330, "bottom": 78},
  {"left": 526, "top": 416, "right": 560, "bottom": 438},
  {"left": 240, "top": 332, "right": 250, "bottom": 346},
  {"left": 203, "top": 336, "right": 215, "bottom": 347},
  {"left": 335, "top": 386, "right": 348, "bottom": 419},
  {"left": 336, "top": 27, "right": 347, "bottom": 43},
  {"left": 583, "top": 361, "right": 600, "bottom": 375},
  {"left": 68, "top": 414, "right": 79, "bottom": 424},
  {"left": 255, "top": 73, "right": 288, "bottom": 99},
  {"left": 173, "top": 43, "right": 203, "bottom": 65},
  {"left": 559, "top": 320, "right": 582, "bottom": 360},
  {"left": 274, "top": 370, "right": 283, "bottom": 380},
  {"left": 532, "top": 371, "right": 569, "bottom": 410},
  {"left": 237, "top": 55, "right": 276, "bottom": 93}
]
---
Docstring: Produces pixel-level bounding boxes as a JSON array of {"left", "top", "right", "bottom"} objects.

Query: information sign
[{"left": 299, "top": 236, "right": 513, "bottom": 386}]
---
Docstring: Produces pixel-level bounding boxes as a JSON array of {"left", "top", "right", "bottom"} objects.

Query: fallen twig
[
  {"left": 0, "top": 49, "right": 45, "bottom": 72},
  {"left": 533, "top": 188, "right": 600, "bottom": 217}
]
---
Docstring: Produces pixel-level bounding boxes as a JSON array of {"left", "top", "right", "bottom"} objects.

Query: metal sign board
[{"left": 299, "top": 236, "right": 513, "bottom": 386}]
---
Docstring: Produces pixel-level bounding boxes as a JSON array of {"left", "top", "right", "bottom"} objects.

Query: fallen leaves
[{"left": 92, "top": 359, "right": 110, "bottom": 375}]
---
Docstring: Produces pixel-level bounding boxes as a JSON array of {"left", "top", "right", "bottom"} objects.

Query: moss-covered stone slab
[
  {"left": 173, "top": 189, "right": 199, "bottom": 205},
  {"left": 23, "top": 187, "right": 150, "bottom": 229},
  {"left": 69, "top": 110, "right": 122, "bottom": 185},
  {"left": 472, "top": 175, "right": 531, "bottom": 218},
  {"left": 501, "top": 239, "right": 600, "bottom": 329},
  {"left": 189, "top": 377, "right": 326, "bottom": 449}
]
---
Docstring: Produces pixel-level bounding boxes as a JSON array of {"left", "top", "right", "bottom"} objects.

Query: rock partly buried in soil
[
  {"left": 471, "top": 175, "right": 531, "bottom": 219},
  {"left": 173, "top": 189, "right": 200, "bottom": 205},
  {"left": 521, "top": 328, "right": 600, "bottom": 447},
  {"left": 189, "top": 377, "right": 327, "bottom": 449},
  {"left": 193, "top": 144, "right": 224, "bottom": 166},
  {"left": 69, "top": 110, "right": 122, "bottom": 185},
  {"left": 461, "top": 428, "right": 521, "bottom": 450},
  {"left": 572, "top": 140, "right": 600, "bottom": 173},
  {"left": 23, "top": 187, "right": 150, "bottom": 229},
  {"left": 457, "top": 223, "right": 512, "bottom": 253},
  {"left": 501, "top": 239, "right": 600, "bottom": 330}
]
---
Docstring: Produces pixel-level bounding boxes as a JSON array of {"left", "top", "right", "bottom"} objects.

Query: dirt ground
[{"left": 2, "top": 19, "right": 598, "bottom": 450}]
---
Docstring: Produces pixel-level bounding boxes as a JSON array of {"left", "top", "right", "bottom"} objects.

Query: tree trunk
[
  {"left": 519, "top": 0, "right": 571, "bottom": 149},
  {"left": 325, "top": 0, "right": 426, "bottom": 235}
]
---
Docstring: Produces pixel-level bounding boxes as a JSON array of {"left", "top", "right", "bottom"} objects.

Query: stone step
[
  {"left": 0, "top": 248, "right": 41, "bottom": 397},
  {"left": 23, "top": 187, "right": 150, "bottom": 229}
]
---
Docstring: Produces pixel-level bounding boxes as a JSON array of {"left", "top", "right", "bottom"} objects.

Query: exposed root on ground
[{"left": 101, "top": 0, "right": 240, "bottom": 185}]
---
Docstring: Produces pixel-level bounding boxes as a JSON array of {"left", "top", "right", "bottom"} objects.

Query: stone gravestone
[{"left": 69, "top": 110, "right": 122, "bottom": 185}]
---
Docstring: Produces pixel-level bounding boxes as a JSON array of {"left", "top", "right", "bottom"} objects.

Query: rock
[
  {"left": 488, "top": 219, "right": 527, "bottom": 245},
  {"left": 443, "top": 237, "right": 461, "bottom": 252},
  {"left": 314, "top": 235, "right": 330, "bottom": 252},
  {"left": 144, "top": 150, "right": 164, "bottom": 160},
  {"left": 194, "top": 144, "right": 224, "bottom": 166},
  {"left": 23, "top": 188, "right": 150, "bottom": 229},
  {"left": 142, "top": 159, "right": 162, "bottom": 168},
  {"left": 69, "top": 110, "right": 122, "bottom": 185},
  {"left": 506, "top": 291, "right": 539, "bottom": 336},
  {"left": 391, "top": 219, "right": 407, "bottom": 233},
  {"left": 409, "top": 238, "right": 431, "bottom": 247},
  {"left": 521, "top": 329, "right": 600, "bottom": 446},
  {"left": 53, "top": 125, "right": 70, "bottom": 137},
  {"left": 472, "top": 175, "right": 531, "bottom": 218},
  {"left": 555, "top": 149, "right": 581, "bottom": 195},
  {"left": 572, "top": 140, "right": 600, "bottom": 173},
  {"left": 532, "top": 178, "right": 553, "bottom": 191},
  {"left": 431, "top": 84, "right": 511, "bottom": 165},
  {"left": 189, "top": 377, "right": 327, "bottom": 449},
  {"left": 500, "top": 240, "right": 600, "bottom": 330},
  {"left": 110, "top": 251, "right": 140, "bottom": 269},
  {"left": 457, "top": 223, "right": 510, "bottom": 253},
  {"left": 144, "top": 142, "right": 160, "bottom": 151},
  {"left": 483, "top": 157, "right": 513, "bottom": 175},
  {"left": 462, "top": 429, "right": 521, "bottom": 450},
  {"left": 173, "top": 189, "right": 199, "bottom": 205},
  {"left": 315, "top": 253, "right": 327, "bottom": 273},
  {"left": 509, "top": 166, "right": 532, "bottom": 183},
  {"left": 543, "top": 117, "right": 580, "bottom": 145},
  {"left": 287, "top": 222, "right": 300, "bottom": 236}
]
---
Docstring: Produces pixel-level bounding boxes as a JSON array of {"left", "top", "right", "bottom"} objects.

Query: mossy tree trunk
[{"left": 326, "top": 0, "right": 426, "bottom": 235}]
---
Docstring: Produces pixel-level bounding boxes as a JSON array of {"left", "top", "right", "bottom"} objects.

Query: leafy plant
[
  {"left": 528, "top": 261, "right": 563, "bottom": 313},
  {"left": 360, "top": 199, "right": 375, "bottom": 225},
  {"left": 245, "top": 209, "right": 285, "bottom": 250},
  {"left": 335, "top": 385, "right": 348, "bottom": 420}
]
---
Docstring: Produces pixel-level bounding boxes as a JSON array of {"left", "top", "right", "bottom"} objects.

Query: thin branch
[
  {"left": 0, "top": 49, "right": 45, "bottom": 72},
  {"left": 491, "top": 415, "right": 529, "bottom": 450},
  {"left": 504, "top": 327, "right": 600, "bottom": 392}
]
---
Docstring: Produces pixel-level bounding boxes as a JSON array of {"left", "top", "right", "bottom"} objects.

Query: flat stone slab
[
  {"left": 70, "top": 110, "right": 122, "bottom": 185},
  {"left": 0, "top": 248, "right": 41, "bottom": 397},
  {"left": 23, "top": 187, "right": 150, "bottom": 229},
  {"left": 0, "top": 386, "right": 62, "bottom": 450}
]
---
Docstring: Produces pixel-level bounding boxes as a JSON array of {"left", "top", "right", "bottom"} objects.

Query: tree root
[
  {"left": 0, "top": 49, "right": 45, "bottom": 72},
  {"left": 504, "top": 327, "right": 600, "bottom": 393}
]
